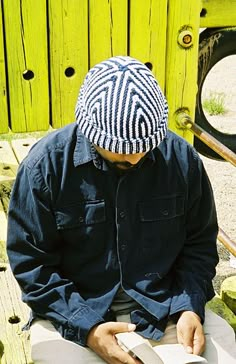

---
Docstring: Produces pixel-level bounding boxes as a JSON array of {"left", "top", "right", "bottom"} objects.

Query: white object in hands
[{"left": 115, "top": 331, "right": 208, "bottom": 364}]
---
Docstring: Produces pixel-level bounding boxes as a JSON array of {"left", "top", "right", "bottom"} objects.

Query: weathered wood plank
[
  {"left": 165, "top": 0, "right": 201, "bottom": 143},
  {"left": 129, "top": 0, "right": 168, "bottom": 90},
  {"left": 3, "top": 0, "right": 49, "bottom": 132},
  {"left": 0, "top": 264, "right": 32, "bottom": 364},
  {"left": 0, "top": 2, "right": 8, "bottom": 134},
  {"left": 0, "top": 141, "right": 19, "bottom": 215},
  {"left": 11, "top": 138, "right": 37, "bottom": 164},
  {"left": 89, "top": 0, "right": 128, "bottom": 67},
  {"left": 0, "top": 200, "right": 7, "bottom": 263},
  {"left": 49, "top": 0, "right": 89, "bottom": 129},
  {"left": 0, "top": 141, "right": 18, "bottom": 183},
  {"left": 0, "top": 141, "right": 32, "bottom": 363},
  {"left": 200, "top": 0, "right": 236, "bottom": 27}
]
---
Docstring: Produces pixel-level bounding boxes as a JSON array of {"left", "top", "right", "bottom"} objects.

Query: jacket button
[
  {"left": 121, "top": 244, "right": 126, "bottom": 251},
  {"left": 119, "top": 211, "right": 126, "bottom": 218},
  {"left": 78, "top": 216, "right": 84, "bottom": 223},
  {"left": 162, "top": 210, "right": 169, "bottom": 216}
]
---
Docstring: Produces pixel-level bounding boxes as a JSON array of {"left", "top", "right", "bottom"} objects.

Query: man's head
[{"left": 75, "top": 56, "right": 168, "bottom": 166}]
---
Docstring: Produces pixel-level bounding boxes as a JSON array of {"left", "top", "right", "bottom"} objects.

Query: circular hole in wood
[
  {"left": 8, "top": 315, "right": 21, "bottom": 324},
  {"left": 0, "top": 265, "right": 7, "bottom": 272},
  {"left": 145, "top": 62, "right": 153, "bottom": 71},
  {"left": 65, "top": 67, "right": 75, "bottom": 77},
  {"left": 23, "top": 143, "right": 30, "bottom": 147},
  {"left": 200, "top": 8, "right": 207, "bottom": 17},
  {"left": 3, "top": 166, "right": 10, "bottom": 170},
  {"left": 23, "top": 70, "right": 35, "bottom": 80}
]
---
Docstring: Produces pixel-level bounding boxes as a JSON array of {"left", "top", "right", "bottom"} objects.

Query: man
[{"left": 7, "top": 56, "right": 236, "bottom": 363}]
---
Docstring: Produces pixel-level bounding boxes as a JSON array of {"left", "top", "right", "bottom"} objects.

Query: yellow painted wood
[
  {"left": 200, "top": 0, "right": 236, "bottom": 27},
  {"left": 165, "top": 0, "right": 202, "bottom": 143},
  {"left": 3, "top": 0, "right": 49, "bottom": 132},
  {"left": 89, "top": 0, "right": 128, "bottom": 68},
  {"left": 0, "top": 3, "right": 8, "bottom": 134},
  {"left": 0, "top": 264, "right": 31, "bottom": 364},
  {"left": 221, "top": 276, "right": 236, "bottom": 314},
  {"left": 129, "top": 0, "right": 168, "bottom": 90},
  {"left": 49, "top": 0, "right": 89, "bottom": 129}
]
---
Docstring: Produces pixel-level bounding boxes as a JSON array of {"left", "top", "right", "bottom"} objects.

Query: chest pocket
[
  {"left": 138, "top": 194, "right": 185, "bottom": 250},
  {"left": 54, "top": 200, "right": 107, "bottom": 259},
  {"left": 139, "top": 194, "right": 184, "bottom": 222},
  {"left": 55, "top": 200, "right": 106, "bottom": 229}
]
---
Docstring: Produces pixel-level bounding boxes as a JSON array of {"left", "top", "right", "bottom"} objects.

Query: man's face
[{"left": 94, "top": 145, "right": 147, "bottom": 170}]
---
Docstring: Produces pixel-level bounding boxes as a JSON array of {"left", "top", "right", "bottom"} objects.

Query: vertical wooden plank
[
  {"left": 129, "top": 0, "right": 168, "bottom": 90},
  {"left": 165, "top": 0, "right": 201, "bottom": 143},
  {"left": 89, "top": 0, "right": 128, "bottom": 68},
  {"left": 0, "top": 2, "right": 8, "bottom": 134},
  {"left": 200, "top": 0, "right": 236, "bottom": 27},
  {"left": 49, "top": 0, "right": 89, "bottom": 129},
  {"left": 3, "top": 0, "right": 49, "bottom": 132}
]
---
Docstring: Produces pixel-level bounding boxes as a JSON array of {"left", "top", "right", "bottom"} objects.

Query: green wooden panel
[
  {"left": 49, "top": 0, "right": 88, "bottom": 129},
  {"left": 0, "top": 2, "right": 8, "bottom": 134},
  {"left": 3, "top": 0, "right": 49, "bottom": 132},
  {"left": 129, "top": 0, "right": 168, "bottom": 90},
  {"left": 200, "top": 0, "right": 236, "bottom": 27},
  {"left": 165, "top": 0, "right": 201, "bottom": 143},
  {"left": 89, "top": 0, "right": 128, "bottom": 68}
]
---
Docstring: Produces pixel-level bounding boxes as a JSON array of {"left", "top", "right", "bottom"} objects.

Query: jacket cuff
[
  {"left": 66, "top": 306, "right": 105, "bottom": 346},
  {"left": 169, "top": 293, "right": 206, "bottom": 323}
]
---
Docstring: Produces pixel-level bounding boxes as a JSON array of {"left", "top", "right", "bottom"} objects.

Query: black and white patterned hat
[{"left": 75, "top": 56, "right": 168, "bottom": 154}]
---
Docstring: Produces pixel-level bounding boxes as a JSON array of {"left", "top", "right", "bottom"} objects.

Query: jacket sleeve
[
  {"left": 7, "top": 161, "right": 104, "bottom": 346},
  {"left": 169, "top": 149, "right": 219, "bottom": 322}
]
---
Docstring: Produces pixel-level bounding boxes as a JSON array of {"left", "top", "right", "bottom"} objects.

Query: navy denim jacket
[{"left": 7, "top": 123, "right": 218, "bottom": 346}]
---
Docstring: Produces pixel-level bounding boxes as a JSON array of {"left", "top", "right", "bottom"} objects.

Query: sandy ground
[{"left": 200, "top": 55, "right": 236, "bottom": 293}]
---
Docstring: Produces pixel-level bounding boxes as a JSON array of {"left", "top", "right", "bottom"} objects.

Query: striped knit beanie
[{"left": 75, "top": 56, "right": 168, "bottom": 154}]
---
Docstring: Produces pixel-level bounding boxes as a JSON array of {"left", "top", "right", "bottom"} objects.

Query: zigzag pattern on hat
[{"left": 75, "top": 56, "right": 168, "bottom": 154}]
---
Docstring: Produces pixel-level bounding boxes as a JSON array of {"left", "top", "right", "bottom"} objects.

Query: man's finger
[
  {"left": 108, "top": 322, "right": 136, "bottom": 335},
  {"left": 193, "top": 326, "right": 205, "bottom": 355},
  {"left": 178, "top": 327, "right": 194, "bottom": 354}
]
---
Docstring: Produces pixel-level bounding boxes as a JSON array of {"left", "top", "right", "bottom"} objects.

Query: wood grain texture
[
  {"left": 165, "top": 0, "right": 201, "bottom": 142},
  {"left": 0, "top": 2, "right": 8, "bottom": 134},
  {"left": 49, "top": 0, "right": 89, "bottom": 128},
  {"left": 0, "top": 141, "right": 18, "bottom": 184},
  {"left": 11, "top": 138, "right": 37, "bottom": 163},
  {"left": 3, "top": 0, "right": 49, "bottom": 132},
  {"left": 0, "top": 264, "right": 32, "bottom": 364},
  {"left": 89, "top": 0, "right": 128, "bottom": 67},
  {"left": 0, "top": 140, "right": 32, "bottom": 363},
  {"left": 200, "top": 0, "right": 236, "bottom": 27},
  {"left": 129, "top": 0, "right": 168, "bottom": 90}
]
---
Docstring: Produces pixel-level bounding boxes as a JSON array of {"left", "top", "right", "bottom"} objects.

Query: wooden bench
[
  {"left": 0, "top": 139, "right": 37, "bottom": 364},
  {"left": 0, "top": 137, "right": 235, "bottom": 363}
]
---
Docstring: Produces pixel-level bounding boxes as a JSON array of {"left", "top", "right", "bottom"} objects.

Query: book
[{"left": 115, "top": 331, "right": 208, "bottom": 364}]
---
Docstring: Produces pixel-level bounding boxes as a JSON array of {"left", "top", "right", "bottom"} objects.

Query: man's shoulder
[
  {"left": 159, "top": 129, "right": 200, "bottom": 161},
  {"left": 23, "top": 123, "right": 78, "bottom": 169}
]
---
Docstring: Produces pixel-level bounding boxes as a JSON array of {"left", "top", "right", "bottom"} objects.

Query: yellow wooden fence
[{"left": 0, "top": 0, "right": 236, "bottom": 144}]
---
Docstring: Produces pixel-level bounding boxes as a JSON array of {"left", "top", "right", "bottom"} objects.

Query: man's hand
[
  {"left": 176, "top": 311, "right": 205, "bottom": 355},
  {"left": 87, "top": 322, "right": 142, "bottom": 364}
]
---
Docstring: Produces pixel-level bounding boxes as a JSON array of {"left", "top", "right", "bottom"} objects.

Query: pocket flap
[
  {"left": 139, "top": 194, "right": 184, "bottom": 221},
  {"left": 55, "top": 200, "right": 106, "bottom": 229}
]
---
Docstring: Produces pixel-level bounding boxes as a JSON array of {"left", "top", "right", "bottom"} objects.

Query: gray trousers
[{"left": 30, "top": 309, "right": 236, "bottom": 364}]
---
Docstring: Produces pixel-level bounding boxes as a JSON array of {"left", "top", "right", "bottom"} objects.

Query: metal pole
[
  {"left": 176, "top": 112, "right": 236, "bottom": 167},
  {"left": 218, "top": 228, "right": 236, "bottom": 257}
]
